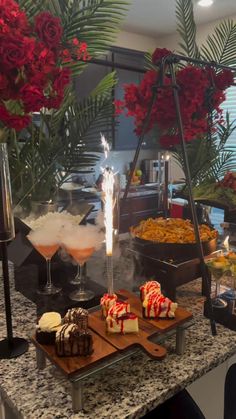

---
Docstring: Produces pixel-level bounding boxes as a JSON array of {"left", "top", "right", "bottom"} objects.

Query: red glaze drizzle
[{"left": 145, "top": 292, "right": 174, "bottom": 318}]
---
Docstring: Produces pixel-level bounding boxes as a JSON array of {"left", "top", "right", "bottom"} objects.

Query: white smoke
[{"left": 61, "top": 223, "right": 104, "bottom": 251}]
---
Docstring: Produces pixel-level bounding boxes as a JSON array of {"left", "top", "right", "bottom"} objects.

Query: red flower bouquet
[
  {"left": 0, "top": 0, "right": 89, "bottom": 132},
  {"left": 116, "top": 48, "right": 234, "bottom": 149}
]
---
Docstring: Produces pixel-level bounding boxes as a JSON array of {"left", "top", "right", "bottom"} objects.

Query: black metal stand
[
  {"left": 119, "top": 53, "right": 236, "bottom": 336},
  {"left": 0, "top": 242, "right": 28, "bottom": 358},
  {"left": 168, "top": 63, "right": 216, "bottom": 335}
]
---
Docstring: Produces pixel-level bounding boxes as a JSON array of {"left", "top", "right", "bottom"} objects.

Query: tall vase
[
  {"left": 0, "top": 142, "right": 29, "bottom": 358},
  {"left": 0, "top": 143, "right": 15, "bottom": 241}
]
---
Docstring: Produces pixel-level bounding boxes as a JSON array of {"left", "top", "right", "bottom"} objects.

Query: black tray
[{"left": 132, "top": 235, "right": 217, "bottom": 260}]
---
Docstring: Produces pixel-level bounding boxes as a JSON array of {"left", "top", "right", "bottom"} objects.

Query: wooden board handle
[{"left": 137, "top": 338, "right": 167, "bottom": 359}]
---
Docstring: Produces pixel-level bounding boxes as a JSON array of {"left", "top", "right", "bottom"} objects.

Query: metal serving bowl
[{"left": 131, "top": 231, "right": 218, "bottom": 261}]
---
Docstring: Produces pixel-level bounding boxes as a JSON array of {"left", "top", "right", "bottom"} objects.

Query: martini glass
[
  {"left": 66, "top": 246, "right": 95, "bottom": 301},
  {"left": 206, "top": 258, "right": 229, "bottom": 308},
  {"left": 28, "top": 238, "right": 61, "bottom": 295},
  {"left": 224, "top": 253, "right": 236, "bottom": 300}
]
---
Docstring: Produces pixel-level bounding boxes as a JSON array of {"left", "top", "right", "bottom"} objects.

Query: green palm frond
[
  {"left": 18, "top": 0, "right": 48, "bottom": 16},
  {"left": 200, "top": 20, "right": 236, "bottom": 66},
  {"left": 173, "top": 114, "right": 236, "bottom": 187},
  {"left": 175, "top": 0, "right": 200, "bottom": 59}
]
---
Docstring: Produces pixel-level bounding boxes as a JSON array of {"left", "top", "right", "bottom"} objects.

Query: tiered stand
[{"left": 32, "top": 290, "right": 193, "bottom": 412}]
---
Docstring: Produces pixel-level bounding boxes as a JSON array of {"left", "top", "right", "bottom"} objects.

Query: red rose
[
  {"left": 34, "top": 12, "right": 63, "bottom": 48},
  {"left": 0, "top": 105, "right": 31, "bottom": 130},
  {"left": 20, "top": 84, "right": 45, "bottom": 113},
  {"left": 46, "top": 95, "right": 63, "bottom": 109},
  {"left": 0, "top": 73, "right": 8, "bottom": 90},
  {"left": 160, "top": 134, "right": 180, "bottom": 149},
  {"left": 152, "top": 48, "right": 172, "bottom": 65},
  {"left": 114, "top": 99, "right": 124, "bottom": 115},
  {"left": 215, "top": 69, "right": 234, "bottom": 90},
  {"left": 0, "top": 35, "right": 34, "bottom": 69},
  {"left": 53, "top": 68, "right": 71, "bottom": 93}
]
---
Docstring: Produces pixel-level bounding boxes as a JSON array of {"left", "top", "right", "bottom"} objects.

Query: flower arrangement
[
  {"left": 116, "top": 48, "right": 234, "bottom": 149},
  {"left": 0, "top": 0, "right": 89, "bottom": 133}
]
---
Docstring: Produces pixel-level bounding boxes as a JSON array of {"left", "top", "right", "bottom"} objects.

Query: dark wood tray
[
  {"left": 32, "top": 329, "right": 117, "bottom": 378},
  {"left": 118, "top": 289, "right": 193, "bottom": 332},
  {"left": 32, "top": 290, "right": 193, "bottom": 377},
  {"left": 89, "top": 309, "right": 166, "bottom": 359}
]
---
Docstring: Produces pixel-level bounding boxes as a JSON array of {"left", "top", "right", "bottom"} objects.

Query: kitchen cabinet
[{"left": 119, "top": 191, "right": 162, "bottom": 233}]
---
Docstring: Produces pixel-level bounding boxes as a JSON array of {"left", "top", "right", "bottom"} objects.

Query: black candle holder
[{"left": 0, "top": 143, "right": 28, "bottom": 359}]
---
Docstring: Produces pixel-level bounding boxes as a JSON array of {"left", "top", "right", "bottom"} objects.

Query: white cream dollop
[{"left": 38, "top": 312, "right": 61, "bottom": 332}]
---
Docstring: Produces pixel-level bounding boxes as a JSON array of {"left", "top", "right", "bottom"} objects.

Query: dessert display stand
[{"left": 32, "top": 290, "right": 193, "bottom": 412}]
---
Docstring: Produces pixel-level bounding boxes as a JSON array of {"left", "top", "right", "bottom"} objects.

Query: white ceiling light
[{"left": 197, "top": 0, "right": 214, "bottom": 6}]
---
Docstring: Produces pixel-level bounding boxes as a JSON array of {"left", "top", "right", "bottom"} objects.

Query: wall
[
  {"left": 115, "top": 30, "right": 158, "bottom": 52},
  {"left": 157, "top": 14, "right": 236, "bottom": 51}
]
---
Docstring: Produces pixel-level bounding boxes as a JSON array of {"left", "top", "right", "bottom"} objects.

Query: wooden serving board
[
  {"left": 118, "top": 289, "right": 193, "bottom": 332},
  {"left": 89, "top": 310, "right": 166, "bottom": 359},
  {"left": 32, "top": 329, "right": 117, "bottom": 378}
]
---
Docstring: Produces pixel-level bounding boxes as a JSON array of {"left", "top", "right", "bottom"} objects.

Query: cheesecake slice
[
  {"left": 107, "top": 301, "right": 131, "bottom": 319},
  {"left": 143, "top": 292, "right": 178, "bottom": 319},
  {"left": 140, "top": 280, "right": 161, "bottom": 302},
  {"left": 100, "top": 293, "right": 117, "bottom": 318},
  {"left": 106, "top": 312, "right": 139, "bottom": 334}
]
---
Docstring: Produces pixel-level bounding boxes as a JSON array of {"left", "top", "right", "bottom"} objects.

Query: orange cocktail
[
  {"left": 65, "top": 246, "right": 95, "bottom": 302},
  {"left": 66, "top": 247, "right": 95, "bottom": 265},
  {"left": 34, "top": 243, "right": 59, "bottom": 260},
  {"left": 27, "top": 235, "right": 61, "bottom": 295}
]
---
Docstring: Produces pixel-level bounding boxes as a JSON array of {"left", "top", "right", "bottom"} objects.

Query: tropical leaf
[
  {"left": 175, "top": 0, "right": 200, "bottom": 59},
  {"left": 200, "top": 20, "right": 236, "bottom": 66},
  {"left": 173, "top": 114, "right": 236, "bottom": 187}
]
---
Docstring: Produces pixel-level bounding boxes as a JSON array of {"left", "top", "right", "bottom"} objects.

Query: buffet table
[{"left": 1, "top": 264, "right": 236, "bottom": 419}]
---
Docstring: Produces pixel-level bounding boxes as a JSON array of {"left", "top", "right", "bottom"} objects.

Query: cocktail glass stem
[
  {"left": 211, "top": 274, "right": 227, "bottom": 308},
  {"left": 69, "top": 262, "right": 94, "bottom": 302},
  {"left": 69, "top": 264, "right": 80, "bottom": 285},
  {"left": 46, "top": 258, "right": 52, "bottom": 289},
  {"left": 77, "top": 263, "right": 84, "bottom": 293},
  {"left": 36, "top": 256, "right": 61, "bottom": 295},
  {"left": 215, "top": 279, "right": 221, "bottom": 299}
]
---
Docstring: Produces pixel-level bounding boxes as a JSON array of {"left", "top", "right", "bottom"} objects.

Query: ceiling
[{"left": 122, "top": 0, "right": 236, "bottom": 37}]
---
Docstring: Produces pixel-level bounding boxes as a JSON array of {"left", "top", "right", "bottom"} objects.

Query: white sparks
[
  {"left": 102, "top": 167, "right": 115, "bottom": 256},
  {"left": 101, "top": 134, "right": 110, "bottom": 160},
  {"left": 223, "top": 235, "right": 230, "bottom": 253}
]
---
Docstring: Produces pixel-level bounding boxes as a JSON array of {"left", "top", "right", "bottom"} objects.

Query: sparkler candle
[
  {"left": 102, "top": 167, "right": 115, "bottom": 295},
  {"left": 223, "top": 235, "right": 230, "bottom": 253}
]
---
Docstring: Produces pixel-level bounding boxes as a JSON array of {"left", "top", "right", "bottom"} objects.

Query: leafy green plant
[{"left": 174, "top": 112, "right": 236, "bottom": 185}]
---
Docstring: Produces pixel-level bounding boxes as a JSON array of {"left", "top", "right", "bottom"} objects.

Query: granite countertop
[{"left": 1, "top": 261, "right": 236, "bottom": 419}]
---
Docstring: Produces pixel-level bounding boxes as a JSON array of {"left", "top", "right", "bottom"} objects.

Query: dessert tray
[{"left": 32, "top": 289, "right": 193, "bottom": 412}]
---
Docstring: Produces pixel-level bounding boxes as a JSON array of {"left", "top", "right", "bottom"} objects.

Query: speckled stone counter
[{"left": 1, "top": 263, "right": 236, "bottom": 419}]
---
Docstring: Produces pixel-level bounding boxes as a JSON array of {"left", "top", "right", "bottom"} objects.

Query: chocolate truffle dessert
[
  {"left": 63, "top": 307, "right": 88, "bottom": 330},
  {"left": 56, "top": 324, "right": 93, "bottom": 357}
]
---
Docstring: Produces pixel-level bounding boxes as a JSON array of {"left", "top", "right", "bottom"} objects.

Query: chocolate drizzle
[
  {"left": 64, "top": 307, "right": 88, "bottom": 330},
  {"left": 56, "top": 324, "right": 93, "bottom": 357}
]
